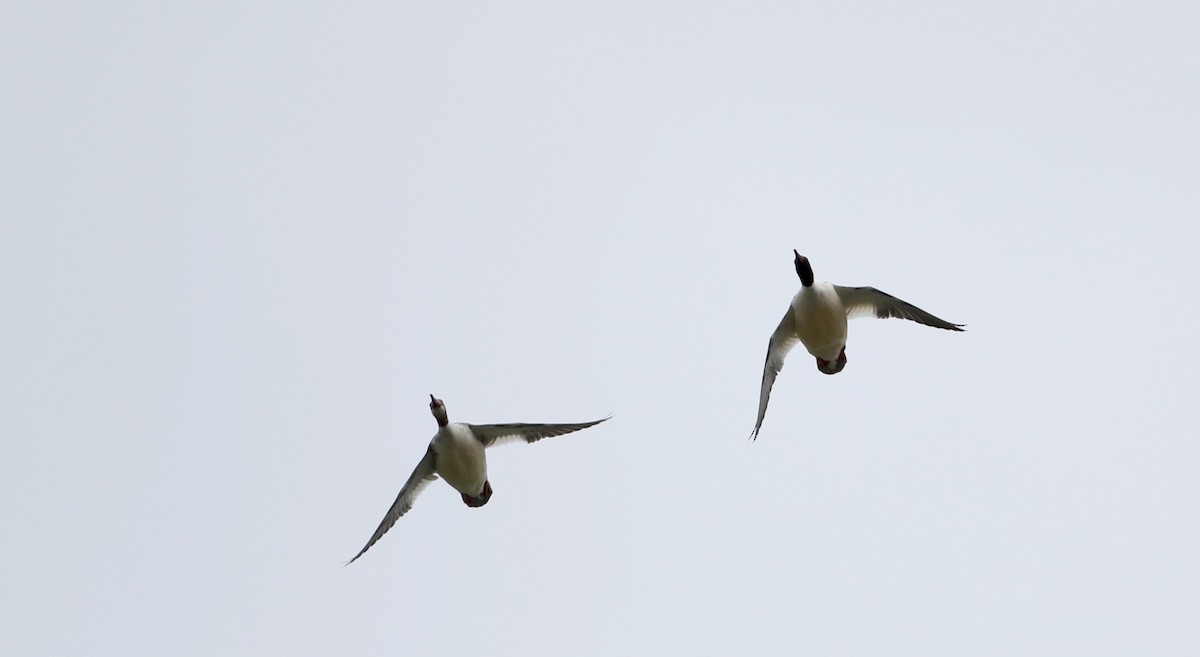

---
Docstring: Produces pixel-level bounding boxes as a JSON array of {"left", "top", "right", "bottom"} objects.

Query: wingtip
[
  {"left": 345, "top": 544, "right": 371, "bottom": 566},
  {"left": 586, "top": 414, "right": 613, "bottom": 427}
]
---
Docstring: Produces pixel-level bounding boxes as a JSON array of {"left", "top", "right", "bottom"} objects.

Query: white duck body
[
  {"left": 792, "top": 281, "right": 848, "bottom": 363},
  {"left": 431, "top": 423, "right": 488, "bottom": 497}
]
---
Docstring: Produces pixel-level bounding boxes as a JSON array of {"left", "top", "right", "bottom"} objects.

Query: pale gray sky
[{"left": 3, "top": 2, "right": 1198, "bottom": 655}]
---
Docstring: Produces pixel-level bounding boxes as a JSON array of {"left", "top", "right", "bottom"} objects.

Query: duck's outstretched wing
[
  {"left": 346, "top": 447, "right": 439, "bottom": 564},
  {"left": 834, "top": 286, "right": 964, "bottom": 331},
  {"left": 751, "top": 308, "right": 800, "bottom": 440},
  {"left": 469, "top": 417, "right": 610, "bottom": 448}
]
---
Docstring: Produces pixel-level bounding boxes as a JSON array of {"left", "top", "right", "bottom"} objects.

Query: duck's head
[
  {"left": 429, "top": 394, "right": 449, "bottom": 427},
  {"left": 793, "top": 250, "right": 814, "bottom": 287}
]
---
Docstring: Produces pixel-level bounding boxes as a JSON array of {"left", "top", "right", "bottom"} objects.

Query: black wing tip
[
  {"left": 887, "top": 309, "right": 967, "bottom": 332},
  {"left": 561, "top": 414, "right": 612, "bottom": 435},
  {"left": 555, "top": 414, "right": 612, "bottom": 429},
  {"left": 345, "top": 537, "right": 379, "bottom": 565},
  {"left": 566, "top": 415, "right": 612, "bottom": 430}
]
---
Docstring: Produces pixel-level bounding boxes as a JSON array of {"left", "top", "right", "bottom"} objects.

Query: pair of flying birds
[{"left": 348, "top": 251, "right": 964, "bottom": 563}]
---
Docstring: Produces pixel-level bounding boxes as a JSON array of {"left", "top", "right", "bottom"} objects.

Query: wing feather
[
  {"left": 346, "top": 447, "right": 439, "bottom": 564},
  {"left": 751, "top": 308, "right": 799, "bottom": 440},
  {"left": 834, "top": 285, "right": 965, "bottom": 331},
  {"left": 469, "top": 417, "right": 609, "bottom": 447}
]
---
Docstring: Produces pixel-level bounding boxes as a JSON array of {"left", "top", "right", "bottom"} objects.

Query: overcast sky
[{"left": 3, "top": 2, "right": 1198, "bottom": 655}]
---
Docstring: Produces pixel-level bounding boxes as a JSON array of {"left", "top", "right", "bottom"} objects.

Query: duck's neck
[{"left": 796, "top": 263, "right": 814, "bottom": 287}]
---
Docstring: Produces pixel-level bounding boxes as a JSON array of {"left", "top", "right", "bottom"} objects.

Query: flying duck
[
  {"left": 751, "top": 251, "right": 964, "bottom": 439},
  {"left": 348, "top": 395, "right": 609, "bottom": 563}
]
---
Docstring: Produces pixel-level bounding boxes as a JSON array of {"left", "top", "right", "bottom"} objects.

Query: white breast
[
  {"left": 432, "top": 424, "right": 489, "bottom": 496},
  {"left": 793, "top": 283, "right": 848, "bottom": 360}
]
